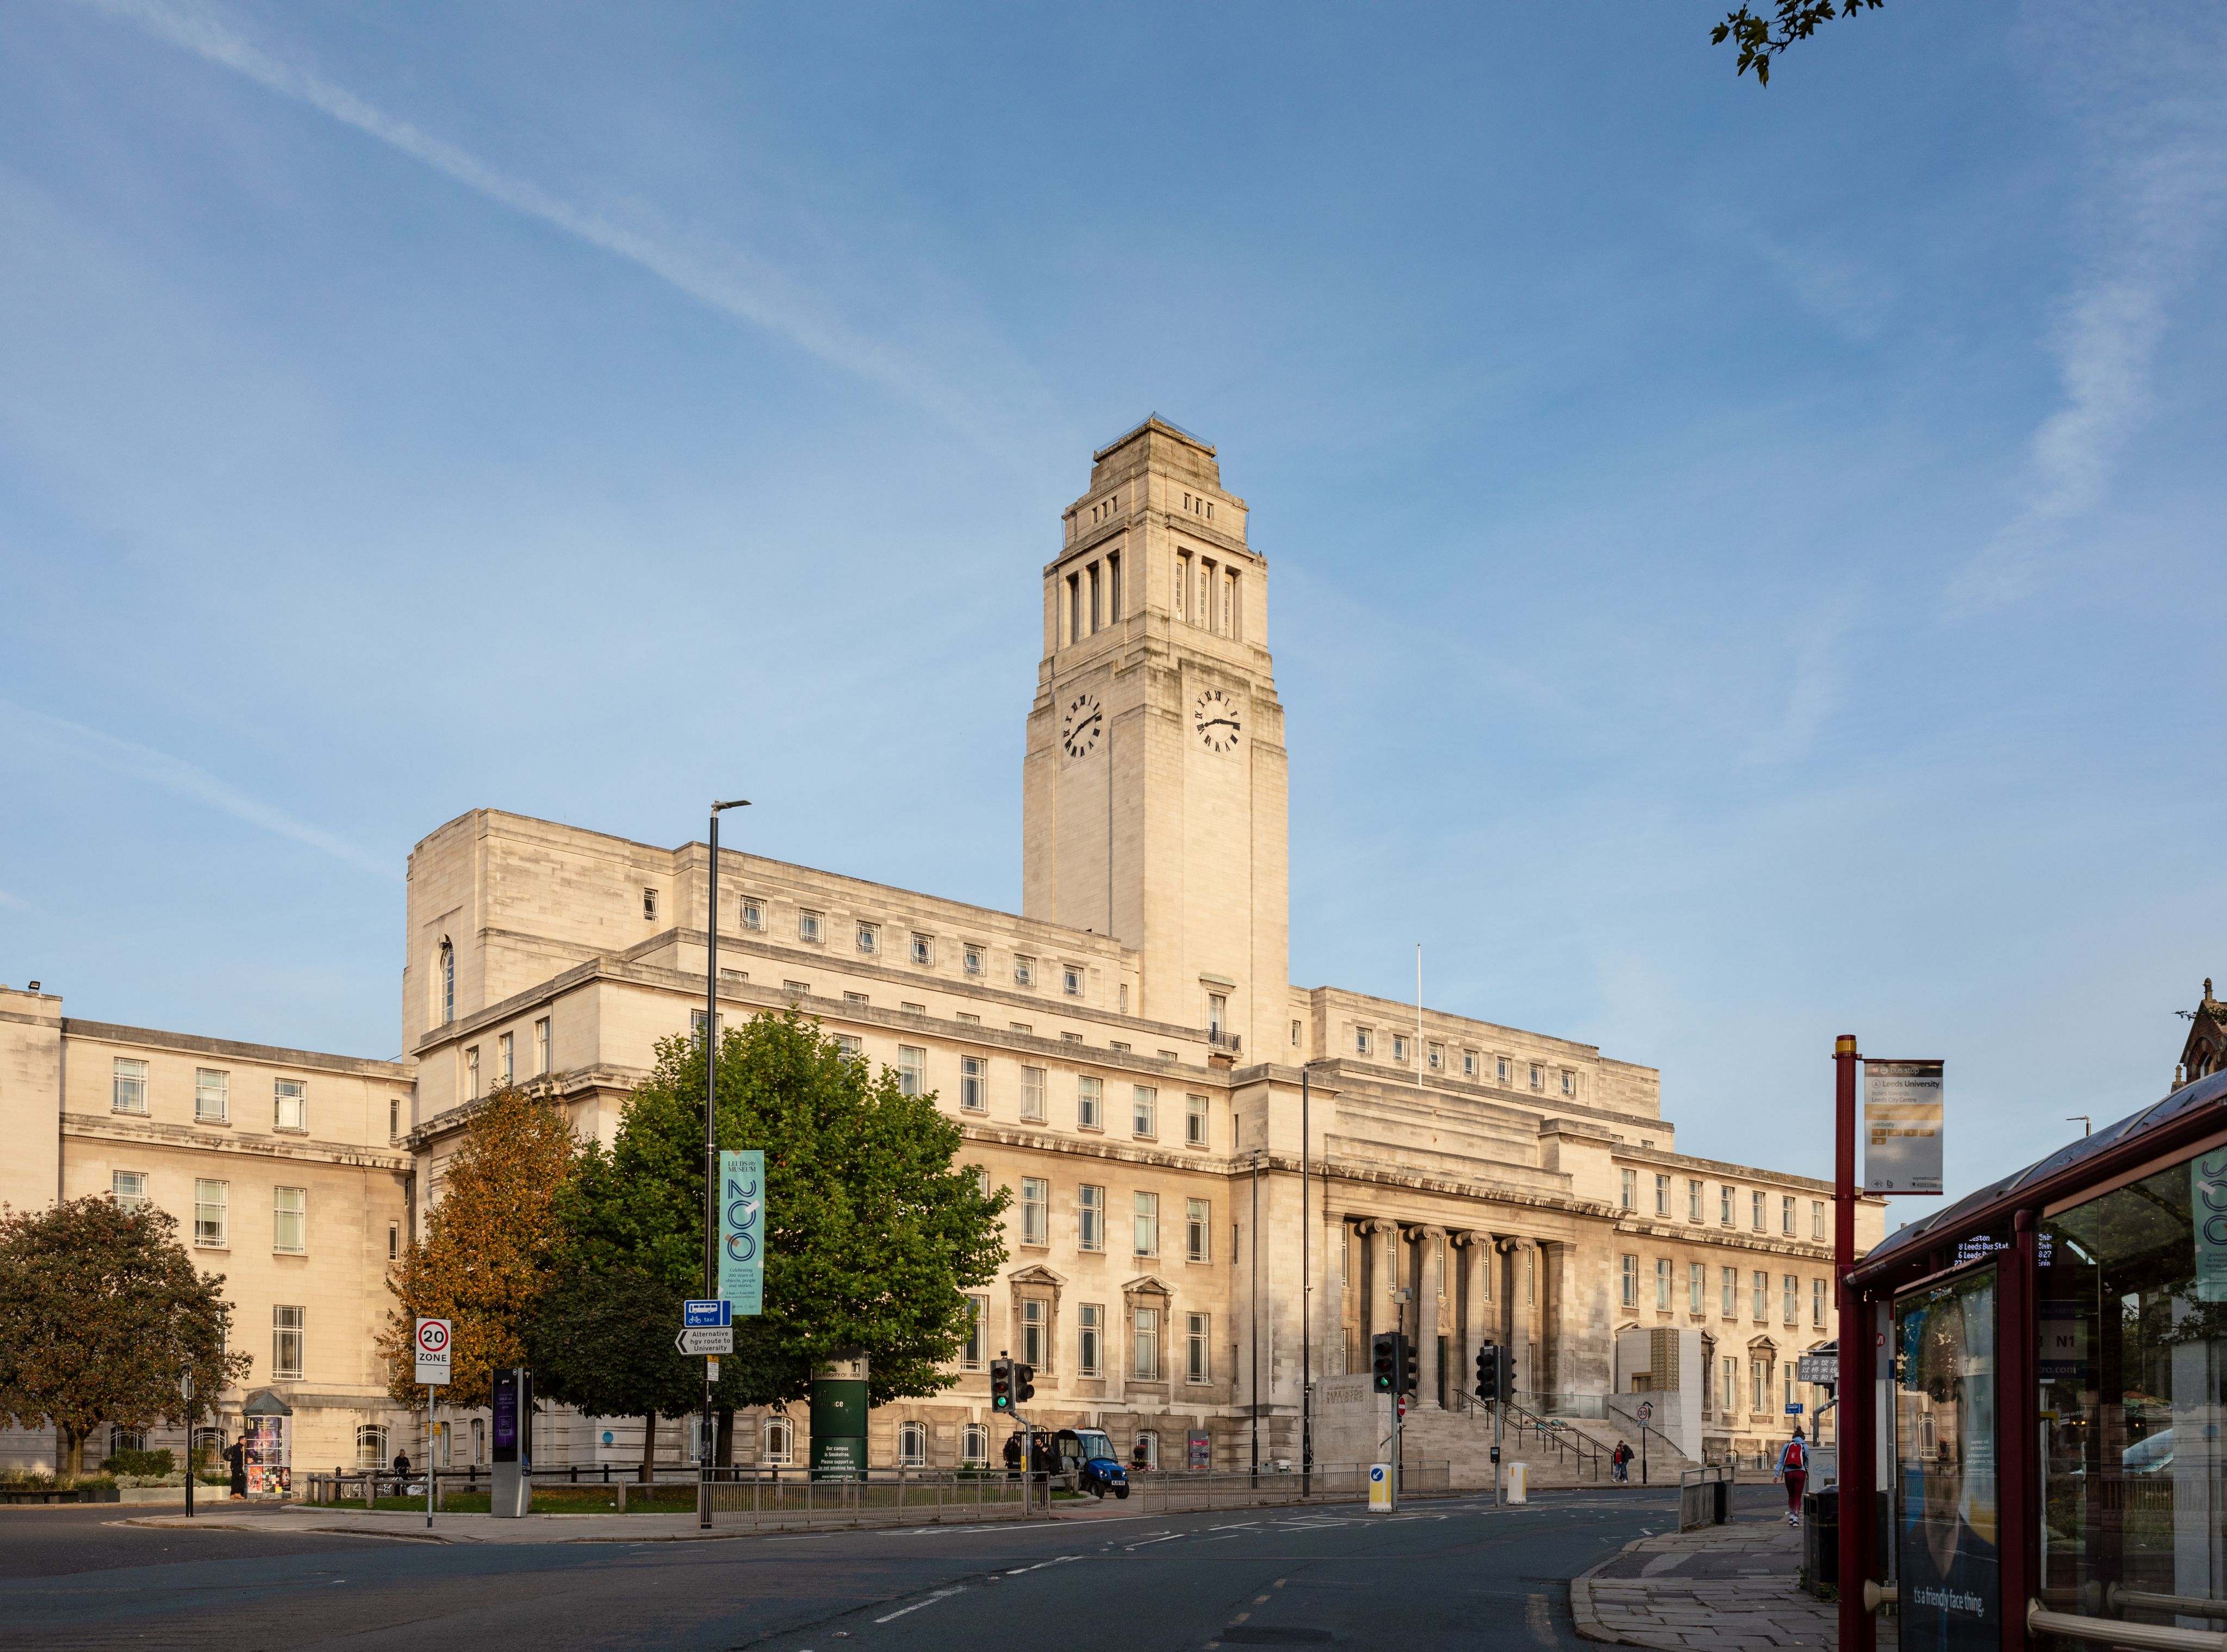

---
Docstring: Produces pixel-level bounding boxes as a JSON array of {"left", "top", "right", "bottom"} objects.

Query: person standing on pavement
[
  {"left": 1003, "top": 1432, "right": 1022, "bottom": 1481},
  {"left": 1612, "top": 1440, "right": 1629, "bottom": 1482},
  {"left": 224, "top": 1436, "right": 247, "bottom": 1499},
  {"left": 1776, "top": 1427, "right": 1809, "bottom": 1525}
]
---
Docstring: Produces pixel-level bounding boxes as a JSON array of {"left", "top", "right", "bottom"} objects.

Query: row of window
[
  {"left": 1619, "top": 1256, "right": 1830, "bottom": 1326},
  {"left": 463, "top": 1018, "right": 552, "bottom": 1100},
  {"left": 114, "top": 1172, "right": 401, "bottom": 1262},
  {"left": 960, "top": 1296, "right": 1212, "bottom": 1384},
  {"left": 1336, "top": 1034, "right": 1576, "bottom": 1095},
  {"left": 111, "top": 1059, "right": 315, "bottom": 1132},
  {"left": 902, "top": 1054, "right": 1216, "bottom": 1144},
  {"left": 1709, "top": 1353, "right": 1813, "bottom": 1417},
  {"left": 1620, "top": 1173, "right": 1828, "bottom": 1240},
  {"left": 728, "top": 902, "right": 1094, "bottom": 997},
  {"left": 1007, "top": 1181, "right": 1213, "bottom": 1260}
]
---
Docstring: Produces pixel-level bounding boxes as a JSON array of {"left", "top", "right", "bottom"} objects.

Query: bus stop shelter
[{"left": 1837, "top": 1067, "right": 2226, "bottom": 1652}]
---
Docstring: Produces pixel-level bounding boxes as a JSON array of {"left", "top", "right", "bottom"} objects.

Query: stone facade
[{"left": 0, "top": 417, "right": 1877, "bottom": 1480}]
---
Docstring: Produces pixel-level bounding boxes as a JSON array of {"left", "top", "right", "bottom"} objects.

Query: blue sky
[{"left": 3, "top": 2, "right": 2222, "bottom": 1203}]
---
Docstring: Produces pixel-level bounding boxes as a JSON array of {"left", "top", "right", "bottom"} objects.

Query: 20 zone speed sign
[{"left": 415, "top": 1317, "right": 452, "bottom": 1386}]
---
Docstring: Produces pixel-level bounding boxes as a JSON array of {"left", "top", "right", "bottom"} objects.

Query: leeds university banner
[
  {"left": 719, "top": 1149, "right": 764, "bottom": 1314},
  {"left": 1865, "top": 1059, "right": 1945, "bottom": 1194}
]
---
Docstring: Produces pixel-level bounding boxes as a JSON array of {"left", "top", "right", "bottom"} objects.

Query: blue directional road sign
[{"left": 684, "top": 1300, "right": 732, "bottom": 1328}]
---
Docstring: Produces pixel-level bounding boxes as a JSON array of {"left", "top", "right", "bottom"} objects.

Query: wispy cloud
[
  {"left": 76, "top": 0, "right": 1057, "bottom": 457},
  {"left": 1950, "top": 15, "right": 2227, "bottom": 611},
  {"left": 7, "top": 705, "right": 392, "bottom": 879}
]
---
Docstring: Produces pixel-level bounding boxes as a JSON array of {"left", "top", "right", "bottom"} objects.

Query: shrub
[{"left": 99, "top": 1448, "right": 175, "bottom": 1477}]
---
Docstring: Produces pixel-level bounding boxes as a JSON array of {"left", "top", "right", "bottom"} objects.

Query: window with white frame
[
  {"left": 642, "top": 887, "right": 658, "bottom": 920},
  {"left": 355, "top": 1424, "right": 388, "bottom": 1469},
  {"left": 960, "top": 1055, "right": 987, "bottom": 1113},
  {"left": 1078, "top": 1303, "right": 1103, "bottom": 1376},
  {"left": 195, "top": 1067, "right": 228, "bottom": 1122},
  {"left": 854, "top": 922, "right": 877, "bottom": 954},
  {"left": 1496, "top": 1056, "right": 1511, "bottom": 1083},
  {"left": 194, "top": 1179, "right": 228, "bottom": 1247},
  {"left": 466, "top": 1046, "right": 481, "bottom": 1100},
  {"left": 1783, "top": 1274, "right": 1799, "bottom": 1322},
  {"left": 111, "top": 1170, "right": 149, "bottom": 1212},
  {"left": 1655, "top": 1257, "right": 1672, "bottom": 1310},
  {"left": 1721, "top": 1266, "right": 1738, "bottom": 1316},
  {"left": 1077, "top": 1075, "right": 1101, "bottom": 1129},
  {"left": 897, "top": 1046, "right": 926, "bottom": 1097},
  {"left": 439, "top": 941, "right": 455, "bottom": 1023},
  {"left": 1063, "top": 966, "right": 1083, "bottom": 997},
  {"left": 1133, "top": 1190, "right": 1158, "bottom": 1256},
  {"left": 1427, "top": 1042, "right": 1444, "bottom": 1071},
  {"left": 1720, "top": 1185, "right": 1735, "bottom": 1225},
  {"left": 1019, "top": 1065, "right": 1046, "bottom": 1122},
  {"left": 1134, "top": 1428, "right": 1159, "bottom": 1468},
  {"left": 273, "top": 1186, "right": 306, "bottom": 1253},
  {"left": 1078, "top": 1184, "right": 1104, "bottom": 1251},
  {"left": 1392, "top": 1034, "right": 1409, "bottom": 1063},
  {"left": 1752, "top": 1270, "right": 1770, "bottom": 1320},
  {"left": 534, "top": 1018, "right": 551, "bottom": 1075},
  {"left": 895, "top": 1421, "right": 928, "bottom": 1467},
  {"left": 499, "top": 1032, "right": 514, "bottom": 1084},
  {"left": 910, "top": 934, "right": 934, "bottom": 966},
  {"left": 1186, "top": 1313, "right": 1211, "bottom": 1382},
  {"left": 741, "top": 897, "right": 764, "bottom": 931},
  {"left": 1132, "top": 1307, "right": 1160, "bottom": 1378},
  {"left": 783, "top": 980, "right": 811, "bottom": 1000},
  {"left": 1015, "top": 955, "right": 1035, "bottom": 988},
  {"left": 1620, "top": 1169, "right": 1637, "bottom": 1210},
  {"left": 1021, "top": 1299, "right": 1047, "bottom": 1368},
  {"left": 962, "top": 1423, "right": 988, "bottom": 1465},
  {"left": 1688, "top": 1179, "right": 1703, "bottom": 1221},
  {"left": 1132, "top": 1085, "right": 1156, "bottom": 1138},
  {"left": 1185, "top": 1093, "right": 1208, "bottom": 1147},
  {"left": 763, "top": 1417, "right": 794, "bottom": 1465},
  {"left": 1812, "top": 1199, "right": 1827, "bottom": 1240},
  {"left": 962, "top": 1295, "right": 987, "bottom": 1368},
  {"left": 1782, "top": 1195, "right": 1796, "bottom": 1236},
  {"left": 1292, "top": 1020, "right": 1303, "bottom": 1048},
  {"left": 1689, "top": 1262, "right": 1706, "bottom": 1313},
  {"left": 1206, "top": 993, "right": 1227, "bottom": 1037},
  {"left": 112, "top": 1058, "right": 148, "bottom": 1115},
  {"left": 1813, "top": 1278, "right": 1827, "bottom": 1326},
  {"left": 388, "top": 1221, "right": 400, "bottom": 1261},
  {"left": 1186, "top": 1198, "right": 1210, "bottom": 1262},
  {"left": 1560, "top": 1070, "right": 1575, "bottom": 1096},
  {"left": 1529, "top": 1064, "right": 1544, "bottom": 1090},
  {"left": 1655, "top": 1175, "right": 1671, "bottom": 1216},
  {"left": 1354, "top": 1026, "right": 1372, "bottom": 1056},
  {"left": 1620, "top": 1254, "right": 1638, "bottom": 1307},
  {"left": 272, "top": 1305, "right": 304, "bottom": 1379},
  {"left": 836, "top": 1033, "right": 862, "bottom": 1060},
  {"left": 798, "top": 910, "right": 823, "bottom": 943},
  {"left": 1463, "top": 1050, "right": 1478, "bottom": 1077},
  {"left": 1751, "top": 1190, "right": 1766, "bottom": 1231},
  {"left": 1721, "top": 1358, "right": 1738, "bottom": 1412},
  {"left": 1020, "top": 1178, "right": 1049, "bottom": 1246},
  {"left": 1751, "top": 1358, "right": 1771, "bottom": 1412}
]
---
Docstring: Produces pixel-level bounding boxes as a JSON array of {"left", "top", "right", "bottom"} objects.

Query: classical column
[
  {"left": 1405, "top": 1226, "right": 1446, "bottom": 1407},
  {"left": 1454, "top": 1231, "right": 1493, "bottom": 1406},
  {"left": 1496, "top": 1238, "right": 1527, "bottom": 1396},
  {"left": 1371, "top": 1219, "right": 1401, "bottom": 1338}
]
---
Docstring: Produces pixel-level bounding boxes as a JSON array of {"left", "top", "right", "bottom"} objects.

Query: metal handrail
[
  {"left": 1598, "top": 1398, "right": 1690, "bottom": 1467},
  {"left": 1460, "top": 1394, "right": 1606, "bottom": 1478},
  {"left": 2030, "top": 1599, "right": 2227, "bottom": 1652},
  {"left": 2114, "top": 1587, "right": 2227, "bottom": 1623}
]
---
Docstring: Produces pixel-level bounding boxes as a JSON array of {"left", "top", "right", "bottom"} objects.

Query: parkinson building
[{"left": 1, "top": 419, "right": 1876, "bottom": 1483}]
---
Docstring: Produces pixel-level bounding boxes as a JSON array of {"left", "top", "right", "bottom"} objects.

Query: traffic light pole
[{"left": 1494, "top": 1389, "right": 1504, "bottom": 1508}]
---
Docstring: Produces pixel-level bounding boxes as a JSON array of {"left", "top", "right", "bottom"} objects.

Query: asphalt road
[{"left": 0, "top": 1485, "right": 1774, "bottom": 1650}]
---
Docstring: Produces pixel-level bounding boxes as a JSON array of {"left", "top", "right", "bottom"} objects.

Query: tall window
[
  {"left": 1689, "top": 1262, "right": 1705, "bottom": 1312},
  {"left": 798, "top": 910, "right": 823, "bottom": 943},
  {"left": 196, "top": 1068, "right": 228, "bottom": 1122},
  {"left": 1752, "top": 1270, "right": 1769, "bottom": 1320},
  {"left": 1021, "top": 1300, "right": 1046, "bottom": 1367},
  {"left": 962, "top": 1296, "right": 986, "bottom": 1368},
  {"left": 763, "top": 1417, "right": 794, "bottom": 1465},
  {"left": 836, "top": 1034, "right": 862, "bottom": 1060},
  {"left": 112, "top": 1058, "right": 148, "bottom": 1115},
  {"left": 1132, "top": 1307, "right": 1160, "bottom": 1378},
  {"left": 1063, "top": 966, "right": 1083, "bottom": 997},
  {"left": 1134, "top": 1429, "right": 1159, "bottom": 1469},
  {"left": 439, "top": 942, "right": 454, "bottom": 1023},
  {"left": 1077, "top": 1184, "right": 1104, "bottom": 1251},
  {"left": 897, "top": 1421, "right": 928, "bottom": 1467},
  {"left": 643, "top": 887, "right": 658, "bottom": 920},
  {"left": 1014, "top": 955, "right": 1035, "bottom": 988},
  {"left": 741, "top": 897, "right": 764, "bottom": 931},
  {"left": 1078, "top": 1304, "right": 1103, "bottom": 1376},
  {"left": 960, "top": 1055, "right": 986, "bottom": 1113},
  {"left": 1207, "top": 993, "right": 1227, "bottom": 1036},
  {"left": 272, "top": 1305, "right": 304, "bottom": 1379},
  {"left": 962, "top": 1423, "right": 988, "bottom": 1465},
  {"left": 1020, "top": 1178, "right": 1049, "bottom": 1246},
  {"left": 1720, "top": 1185, "right": 1734, "bottom": 1225},
  {"left": 1811, "top": 1199, "right": 1826, "bottom": 1240},
  {"left": 534, "top": 1017, "right": 550, "bottom": 1075},
  {"left": 465, "top": 1046, "right": 481, "bottom": 1100},
  {"left": 1354, "top": 1027, "right": 1372, "bottom": 1055},
  {"left": 1132, "top": 1085, "right": 1157, "bottom": 1138},
  {"left": 1620, "top": 1169, "right": 1637, "bottom": 1210},
  {"left": 1392, "top": 1034, "right": 1409, "bottom": 1063},
  {"left": 271, "top": 1077, "right": 306, "bottom": 1132},
  {"left": 388, "top": 1097, "right": 400, "bottom": 1139},
  {"left": 1077, "top": 1075, "right": 1102, "bottom": 1129},
  {"left": 856, "top": 923, "right": 878, "bottom": 955},
  {"left": 1811, "top": 1278, "right": 1826, "bottom": 1326},
  {"left": 897, "top": 1046, "right": 926, "bottom": 1097},
  {"left": 1186, "top": 1313, "right": 1211, "bottom": 1382},
  {"left": 1688, "top": 1179, "right": 1703, "bottom": 1222},
  {"left": 498, "top": 1032, "right": 514, "bottom": 1084},
  {"left": 1186, "top": 1198, "right": 1211, "bottom": 1262},
  {"left": 1783, "top": 1274, "right": 1799, "bottom": 1322},
  {"left": 910, "top": 933, "right": 934, "bottom": 966},
  {"left": 1133, "top": 1190, "right": 1159, "bottom": 1256},
  {"left": 1620, "top": 1254, "right": 1638, "bottom": 1307},
  {"left": 1721, "top": 1266, "right": 1737, "bottom": 1316},
  {"left": 111, "top": 1170, "right": 149, "bottom": 1212},
  {"left": 388, "top": 1221, "right": 400, "bottom": 1261},
  {"left": 273, "top": 1186, "right": 306, "bottom": 1253},
  {"left": 1463, "top": 1050, "right": 1477, "bottom": 1076},
  {"left": 1782, "top": 1195, "right": 1796, "bottom": 1236},
  {"left": 1721, "top": 1358, "right": 1738, "bottom": 1413},
  {"left": 1021, "top": 1066, "right": 1047, "bottom": 1122},
  {"left": 963, "top": 945, "right": 985, "bottom": 976},
  {"left": 1750, "top": 1358, "right": 1771, "bottom": 1413},
  {"left": 1655, "top": 1257, "right": 1672, "bottom": 1310},
  {"left": 194, "top": 1179, "right": 228, "bottom": 1248},
  {"left": 1654, "top": 1175, "right": 1670, "bottom": 1216},
  {"left": 1186, "top": 1094, "right": 1209, "bottom": 1146},
  {"left": 355, "top": 1424, "right": 388, "bottom": 1469},
  {"left": 1751, "top": 1190, "right": 1766, "bottom": 1231}
]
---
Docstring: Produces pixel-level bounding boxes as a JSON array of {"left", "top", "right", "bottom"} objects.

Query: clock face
[
  {"left": 1061, "top": 692, "right": 1104, "bottom": 760},
  {"left": 1193, "top": 687, "right": 1242, "bottom": 755}
]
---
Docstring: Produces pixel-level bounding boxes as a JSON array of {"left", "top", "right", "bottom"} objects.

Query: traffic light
[
  {"left": 1475, "top": 1340, "right": 1512, "bottom": 1403},
  {"left": 1013, "top": 1363, "right": 1036, "bottom": 1403},
  {"left": 1370, "top": 1332, "right": 1400, "bottom": 1395},
  {"left": 1401, "top": 1337, "right": 1420, "bottom": 1396},
  {"left": 990, "top": 1357, "right": 1013, "bottom": 1412}
]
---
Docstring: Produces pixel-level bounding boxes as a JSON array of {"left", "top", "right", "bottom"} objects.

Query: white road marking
[{"left": 874, "top": 1586, "right": 966, "bottom": 1624}]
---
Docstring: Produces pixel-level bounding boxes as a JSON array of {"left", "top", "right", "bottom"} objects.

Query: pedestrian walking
[
  {"left": 1776, "top": 1427, "right": 1809, "bottom": 1525},
  {"left": 224, "top": 1437, "right": 247, "bottom": 1500},
  {"left": 1003, "top": 1432, "right": 1022, "bottom": 1482}
]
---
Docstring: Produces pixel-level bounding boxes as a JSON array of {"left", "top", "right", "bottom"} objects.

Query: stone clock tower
[{"left": 1022, "top": 418, "right": 1290, "bottom": 1060}]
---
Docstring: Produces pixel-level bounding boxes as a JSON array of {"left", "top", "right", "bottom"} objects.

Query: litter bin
[
  {"left": 1801, "top": 1486, "right": 1838, "bottom": 1597},
  {"left": 1505, "top": 1462, "right": 1528, "bottom": 1504}
]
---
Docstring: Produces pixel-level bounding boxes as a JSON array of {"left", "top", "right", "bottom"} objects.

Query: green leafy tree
[
  {"left": 546, "top": 1010, "right": 1007, "bottom": 1463},
  {"left": 528, "top": 1264, "right": 704, "bottom": 1482},
  {"left": 1713, "top": 0, "right": 1882, "bottom": 86},
  {"left": 377, "top": 1086, "right": 577, "bottom": 1409},
  {"left": 0, "top": 1197, "right": 250, "bottom": 1475}
]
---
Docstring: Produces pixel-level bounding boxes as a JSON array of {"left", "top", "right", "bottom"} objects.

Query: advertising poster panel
[
  {"left": 1894, "top": 1267, "right": 1998, "bottom": 1652},
  {"left": 719, "top": 1149, "right": 764, "bottom": 1314}
]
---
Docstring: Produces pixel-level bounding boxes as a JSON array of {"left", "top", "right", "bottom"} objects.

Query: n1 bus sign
[{"left": 414, "top": 1317, "right": 452, "bottom": 1386}]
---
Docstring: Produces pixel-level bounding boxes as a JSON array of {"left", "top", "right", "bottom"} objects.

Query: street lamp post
[{"left": 702, "top": 798, "right": 749, "bottom": 1532}]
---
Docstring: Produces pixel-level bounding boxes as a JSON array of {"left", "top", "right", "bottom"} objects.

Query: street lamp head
[{"left": 712, "top": 799, "right": 751, "bottom": 813}]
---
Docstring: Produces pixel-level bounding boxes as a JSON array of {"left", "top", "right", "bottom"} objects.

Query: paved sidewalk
[{"left": 1571, "top": 1517, "right": 1858, "bottom": 1651}]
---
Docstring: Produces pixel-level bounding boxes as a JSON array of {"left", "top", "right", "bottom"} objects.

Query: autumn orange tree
[{"left": 378, "top": 1086, "right": 577, "bottom": 1409}]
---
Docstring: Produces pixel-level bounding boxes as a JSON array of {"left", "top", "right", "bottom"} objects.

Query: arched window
[
  {"left": 107, "top": 1426, "right": 147, "bottom": 1459},
  {"left": 439, "top": 942, "right": 455, "bottom": 1024},
  {"left": 764, "top": 1416, "right": 794, "bottom": 1466},
  {"left": 1134, "top": 1430, "right": 1159, "bottom": 1469},
  {"left": 961, "top": 1423, "right": 987, "bottom": 1466},
  {"left": 897, "top": 1420, "right": 928, "bottom": 1468},
  {"left": 355, "top": 1424, "right": 388, "bottom": 1469}
]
